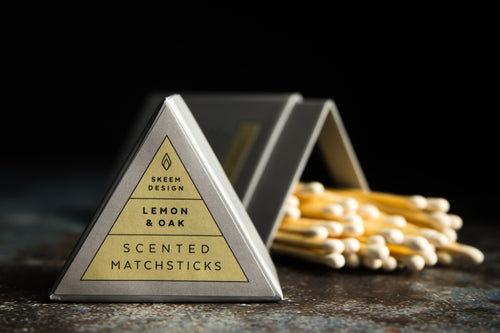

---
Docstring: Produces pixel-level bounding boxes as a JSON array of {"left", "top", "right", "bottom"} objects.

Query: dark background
[{"left": 3, "top": 4, "right": 498, "bottom": 221}]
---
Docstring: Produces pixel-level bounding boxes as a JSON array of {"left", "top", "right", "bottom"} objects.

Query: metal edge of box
[{"left": 246, "top": 99, "right": 332, "bottom": 246}]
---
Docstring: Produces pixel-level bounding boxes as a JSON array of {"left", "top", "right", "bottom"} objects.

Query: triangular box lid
[{"left": 50, "top": 95, "right": 282, "bottom": 302}]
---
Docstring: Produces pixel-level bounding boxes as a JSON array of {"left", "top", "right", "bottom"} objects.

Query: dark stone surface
[
  {"left": 1, "top": 211, "right": 499, "bottom": 332},
  {"left": 0, "top": 163, "right": 498, "bottom": 332}
]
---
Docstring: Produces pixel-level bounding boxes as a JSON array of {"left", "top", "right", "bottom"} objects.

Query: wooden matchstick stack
[{"left": 271, "top": 181, "right": 484, "bottom": 272}]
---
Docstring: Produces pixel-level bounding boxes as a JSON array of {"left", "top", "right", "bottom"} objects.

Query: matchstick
[
  {"left": 296, "top": 183, "right": 360, "bottom": 213},
  {"left": 278, "top": 224, "right": 329, "bottom": 239},
  {"left": 284, "top": 195, "right": 300, "bottom": 208},
  {"left": 298, "top": 200, "right": 344, "bottom": 220},
  {"left": 425, "top": 197, "right": 450, "bottom": 213},
  {"left": 411, "top": 228, "right": 449, "bottom": 247},
  {"left": 328, "top": 188, "right": 426, "bottom": 209},
  {"left": 383, "top": 215, "right": 408, "bottom": 227},
  {"left": 400, "top": 254, "right": 426, "bottom": 271},
  {"left": 362, "top": 224, "right": 405, "bottom": 245},
  {"left": 381, "top": 256, "right": 398, "bottom": 271},
  {"left": 362, "top": 257, "right": 383, "bottom": 270},
  {"left": 328, "top": 188, "right": 451, "bottom": 213},
  {"left": 363, "top": 217, "right": 449, "bottom": 247},
  {"left": 271, "top": 242, "right": 346, "bottom": 269},
  {"left": 402, "top": 235, "right": 432, "bottom": 252},
  {"left": 363, "top": 202, "right": 454, "bottom": 230},
  {"left": 386, "top": 244, "right": 426, "bottom": 271},
  {"left": 421, "top": 248, "right": 438, "bottom": 266},
  {"left": 281, "top": 217, "right": 344, "bottom": 237},
  {"left": 448, "top": 214, "right": 463, "bottom": 230},
  {"left": 441, "top": 227, "right": 458, "bottom": 243},
  {"left": 357, "top": 204, "right": 381, "bottom": 220},
  {"left": 436, "top": 250, "right": 453, "bottom": 265},
  {"left": 440, "top": 242, "right": 484, "bottom": 265},
  {"left": 294, "top": 181, "right": 325, "bottom": 199},
  {"left": 342, "top": 238, "right": 361, "bottom": 253},
  {"left": 387, "top": 244, "right": 434, "bottom": 269},
  {"left": 362, "top": 235, "right": 386, "bottom": 246},
  {"left": 358, "top": 242, "right": 390, "bottom": 260},
  {"left": 344, "top": 252, "right": 361, "bottom": 268},
  {"left": 342, "top": 221, "right": 365, "bottom": 237},
  {"left": 274, "top": 231, "right": 345, "bottom": 254}
]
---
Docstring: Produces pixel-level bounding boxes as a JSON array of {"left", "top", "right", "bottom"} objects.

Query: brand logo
[{"left": 162, "top": 152, "right": 172, "bottom": 171}]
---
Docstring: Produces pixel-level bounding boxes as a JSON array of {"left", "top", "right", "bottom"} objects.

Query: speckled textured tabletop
[{"left": 1, "top": 167, "right": 499, "bottom": 332}]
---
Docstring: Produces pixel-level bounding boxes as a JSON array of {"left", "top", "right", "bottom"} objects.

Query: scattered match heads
[{"left": 272, "top": 181, "right": 484, "bottom": 272}]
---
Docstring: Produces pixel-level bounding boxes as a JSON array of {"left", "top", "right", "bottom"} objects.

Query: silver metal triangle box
[{"left": 50, "top": 95, "right": 283, "bottom": 302}]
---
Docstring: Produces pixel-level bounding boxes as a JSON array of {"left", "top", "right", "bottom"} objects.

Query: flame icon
[{"left": 161, "top": 152, "right": 172, "bottom": 171}]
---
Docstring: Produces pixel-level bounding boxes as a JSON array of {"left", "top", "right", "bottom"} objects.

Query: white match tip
[
  {"left": 283, "top": 206, "right": 301, "bottom": 220},
  {"left": 342, "top": 238, "right": 361, "bottom": 253},
  {"left": 362, "top": 257, "right": 383, "bottom": 270},
  {"left": 337, "top": 197, "right": 359, "bottom": 213},
  {"left": 300, "top": 181, "right": 325, "bottom": 196},
  {"left": 323, "top": 221, "right": 344, "bottom": 237},
  {"left": 305, "top": 226, "right": 329, "bottom": 239},
  {"left": 442, "top": 228, "right": 457, "bottom": 243},
  {"left": 378, "top": 229, "right": 405, "bottom": 245},
  {"left": 403, "top": 236, "right": 431, "bottom": 252},
  {"left": 449, "top": 214, "right": 463, "bottom": 230},
  {"left": 419, "top": 228, "right": 449, "bottom": 247},
  {"left": 285, "top": 195, "right": 300, "bottom": 207},
  {"left": 384, "top": 215, "right": 407, "bottom": 227},
  {"left": 421, "top": 249, "right": 438, "bottom": 266},
  {"left": 321, "top": 238, "right": 345, "bottom": 254},
  {"left": 344, "top": 252, "right": 361, "bottom": 268},
  {"left": 407, "top": 195, "right": 428, "bottom": 210},
  {"left": 323, "top": 203, "right": 344, "bottom": 219},
  {"left": 459, "top": 244, "right": 485, "bottom": 265},
  {"left": 342, "top": 222, "right": 365, "bottom": 237},
  {"left": 436, "top": 250, "right": 453, "bottom": 265},
  {"left": 382, "top": 256, "right": 398, "bottom": 271},
  {"left": 403, "top": 255, "right": 426, "bottom": 271},
  {"left": 429, "top": 212, "right": 452, "bottom": 229},
  {"left": 365, "top": 235, "right": 386, "bottom": 246},
  {"left": 365, "top": 244, "right": 390, "bottom": 259},
  {"left": 325, "top": 253, "right": 346, "bottom": 269},
  {"left": 426, "top": 197, "right": 450, "bottom": 213},
  {"left": 341, "top": 212, "right": 363, "bottom": 225},
  {"left": 358, "top": 204, "right": 380, "bottom": 220}
]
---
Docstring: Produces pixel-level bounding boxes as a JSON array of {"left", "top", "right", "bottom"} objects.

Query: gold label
[{"left": 82, "top": 136, "right": 248, "bottom": 282}]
